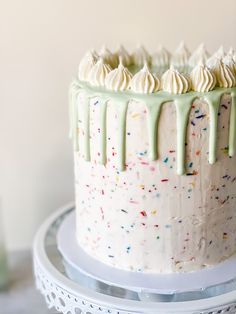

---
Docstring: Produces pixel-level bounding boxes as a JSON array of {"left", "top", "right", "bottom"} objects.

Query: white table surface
[{"left": 0, "top": 250, "right": 57, "bottom": 314}]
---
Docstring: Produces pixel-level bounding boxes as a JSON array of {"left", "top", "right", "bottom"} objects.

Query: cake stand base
[
  {"left": 57, "top": 211, "right": 236, "bottom": 302},
  {"left": 33, "top": 203, "right": 236, "bottom": 314}
]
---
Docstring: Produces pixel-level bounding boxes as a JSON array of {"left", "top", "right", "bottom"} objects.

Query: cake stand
[{"left": 33, "top": 203, "right": 236, "bottom": 314}]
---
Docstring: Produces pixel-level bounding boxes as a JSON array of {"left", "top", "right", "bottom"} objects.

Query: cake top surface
[{"left": 77, "top": 42, "right": 236, "bottom": 95}]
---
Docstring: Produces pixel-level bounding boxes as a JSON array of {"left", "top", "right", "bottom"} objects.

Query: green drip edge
[{"left": 69, "top": 80, "right": 236, "bottom": 175}]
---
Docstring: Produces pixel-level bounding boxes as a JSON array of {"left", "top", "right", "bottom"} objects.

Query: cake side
[
  {"left": 74, "top": 92, "right": 236, "bottom": 273},
  {"left": 70, "top": 43, "right": 236, "bottom": 273}
]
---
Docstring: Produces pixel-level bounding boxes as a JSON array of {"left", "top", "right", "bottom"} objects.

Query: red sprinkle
[
  {"left": 140, "top": 210, "right": 147, "bottom": 217},
  {"left": 161, "top": 179, "right": 169, "bottom": 182}
]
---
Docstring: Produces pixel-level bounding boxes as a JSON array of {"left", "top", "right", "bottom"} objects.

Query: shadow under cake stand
[{"left": 33, "top": 203, "right": 236, "bottom": 314}]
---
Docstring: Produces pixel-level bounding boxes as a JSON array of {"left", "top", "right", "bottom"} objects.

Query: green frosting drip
[
  {"left": 69, "top": 81, "right": 80, "bottom": 151},
  {"left": 116, "top": 101, "right": 129, "bottom": 171},
  {"left": 146, "top": 101, "right": 163, "bottom": 161},
  {"left": 229, "top": 92, "right": 236, "bottom": 157},
  {"left": 83, "top": 97, "right": 91, "bottom": 161},
  {"left": 204, "top": 91, "right": 222, "bottom": 164},
  {"left": 175, "top": 95, "right": 196, "bottom": 175},
  {"left": 70, "top": 80, "right": 236, "bottom": 175},
  {"left": 99, "top": 100, "right": 108, "bottom": 165}
]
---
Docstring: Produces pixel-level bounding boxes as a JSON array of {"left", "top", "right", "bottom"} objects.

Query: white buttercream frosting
[
  {"left": 132, "top": 45, "right": 151, "bottom": 67},
  {"left": 161, "top": 65, "right": 191, "bottom": 94},
  {"left": 105, "top": 62, "right": 133, "bottom": 91},
  {"left": 223, "top": 54, "right": 236, "bottom": 74},
  {"left": 99, "top": 46, "right": 118, "bottom": 68},
  {"left": 171, "top": 41, "right": 190, "bottom": 72},
  {"left": 214, "top": 46, "right": 225, "bottom": 58},
  {"left": 115, "top": 45, "right": 132, "bottom": 67},
  {"left": 213, "top": 59, "right": 236, "bottom": 88},
  {"left": 188, "top": 43, "right": 210, "bottom": 68},
  {"left": 190, "top": 62, "right": 216, "bottom": 92},
  {"left": 152, "top": 45, "right": 171, "bottom": 68},
  {"left": 78, "top": 51, "right": 97, "bottom": 81},
  {"left": 88, "top": 58, "right": 112, "bottom": 87},
  {"left": 129, "top": 64, "right": 161, "bottom": 93},
  {"left": 228, "top": 47, "right": 236, "bottom": 62},
  {"left": 206, "top": 46, "right": 225, "bottom": 69}
]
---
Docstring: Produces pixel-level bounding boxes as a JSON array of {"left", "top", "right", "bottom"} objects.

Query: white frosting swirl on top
[
  {"left": 223, "top": 54, "right": 236, "bottom": 74},
  {"left": 115, "top": 45, "right": 132, "bottom": 67},
  {"left": 152, "top": 45, "right": 171, "bottom": 68},
  {"left": 213, "top": 59, "right": 236, "bottom": 88},
  {"left": 105, "top": 62, "right": 132, "bottom": 91},
  {"left": 188, "top": 43, "right": 210, "bottom": 68},
  {"left": 129, "top": 64, "right": 161, "bottom": 94},
  {"left": 190, "top": 62, "right": 216, "bottom": 92},
  {"left": 132, "top": 45, "right": 151, "bottom": 67},
  {"left": 229, "top": 47, "right": 236, "bottom": 62},
  {"left": 88, "top": 58, "right": 112, "bottom": 87},
  {"left": 99, "top": 46, "right": 118, "bottom": 68},
  {"left": 206, "top": 46, "right": 225, "bottom": 69},
  {"left": 171, "top": 41, "right": 190, "bottom": 71},
  {"left": 161, "top": 65, "right": 191, "bottom": 94},
  {"left": 214, "top": 46, "right": 225, "bottom": 58},
  {"left": 78, "top": 51, "right": 97, "bottom": 81}
]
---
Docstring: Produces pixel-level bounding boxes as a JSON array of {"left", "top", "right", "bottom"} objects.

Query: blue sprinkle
[
  {"left": 164, "top": 157, "right": 169, "bottom": 163},
  {"left": 126, "top": 246, "right": 131, "bottom": 253},
  {"left": 196, "top": 114, "right": 206, "bottom": 119}
]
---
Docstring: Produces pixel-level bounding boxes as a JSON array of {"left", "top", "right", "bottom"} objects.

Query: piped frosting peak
[
  {"left": 171, "top": 41, "right": 190, "bottom": 72},
  {"left": 229, "top": 47, "right": 236, "bottom": 62},
  {"left": 214, "top": 46, "right": 225, "bottom": 58},
  {"left": 88, "top": 58, "right": 112, "bottom": 87},
  {"left": 99, "top": 46, "right": 118, "bottom": 68},
  {"left": 152, "top": 45, "right": 171, "bottom": 69},
  {"left": 223, "top": 54, "right": 236, "bottom": 74},
  {"left": 161, "top": 65, "right": 191, "bottom": 94},
  {"left": 206, "top": 46, "right": 225, "bottom": 69},
  {"left": 132, "top": 45, "right": 151, "bottom": 67},
  {"left": 78, "top": 44, "right": 236, "bottom": 93},
  {"left": 78, "top": 50, "right": 97, "bottom": 81},
  {"left": 129, "top": 64, "right": 161, "bottom": 94},
  {"left": 190, "top": 61, "right": 216, "bottom": 92},
  {"left": 188, "top": 43, "right": 210, "bottom": 68},
  {"left": 115, "top": 45, "right": 132, "bottom": 67},
  {"left": 105, "top": 61, "right": 133, "bottom": 91},
  {"left": 213, "top": 59, "right": 236, "bottom": 88}
]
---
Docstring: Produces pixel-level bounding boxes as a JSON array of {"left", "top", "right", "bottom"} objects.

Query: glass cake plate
[{"left": 33, "top": 203, "right": 236, "bottom": 314}]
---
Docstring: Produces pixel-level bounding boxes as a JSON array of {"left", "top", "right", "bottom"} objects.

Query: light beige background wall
[{"left": 0, "top": 0, "right": 236, "bottom": 251}]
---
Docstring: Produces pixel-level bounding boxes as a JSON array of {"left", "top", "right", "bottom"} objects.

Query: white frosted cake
[{"left": 70, "top": 43, "right": 236, "bottom": 274}]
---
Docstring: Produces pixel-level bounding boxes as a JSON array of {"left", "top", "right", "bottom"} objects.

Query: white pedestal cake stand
[{"left": 33, "top": 203, "right": 236, "bottom": 314}]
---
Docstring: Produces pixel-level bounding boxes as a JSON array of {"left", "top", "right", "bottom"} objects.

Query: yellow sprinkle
[
  {"left": 116, "top": 176, "right": 119, "bottom": 182},
  {"left": 221, "top": 147, "right": 229, "bottom": 155},
  {"left": 131, "top": 113, "right": 140, "bottom": 118},
  {"left": 139, "top": 184, "right": 145, "bottom": 189},
  {"left": 151, "top": 210, "right": 157, "bottom": 215},
  {"left": 190, "top": 181, "right": 196, "bottom": 188}
]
